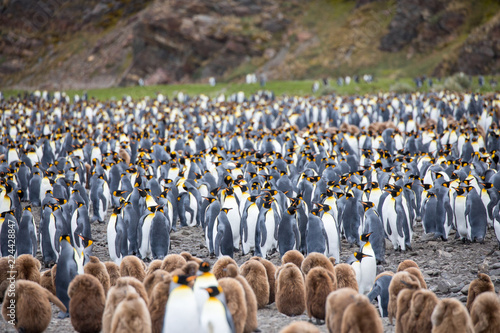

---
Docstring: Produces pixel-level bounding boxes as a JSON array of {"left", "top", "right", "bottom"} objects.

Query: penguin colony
[{"left": 1, "top": 90, "right": 500, "bottom": 332}]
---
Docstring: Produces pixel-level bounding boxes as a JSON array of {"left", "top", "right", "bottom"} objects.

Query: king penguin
[
  {"left": 16, "top": 206, "right": 37, "bottom": 257},
  {"left": 222, "top": 187, "right": 241, "bottom": 251},
  {"left": 277, "top": 205, "right": 300, "bottom": 258},
  {"left": 200, "top": 286, "right": 236, "bottom": 333},
  {"left": 358, "top": 233, "right": 377, "bottom": 295},
  {"left": 107, "top": 206, "right": 128, "bottom": 265},
  {"left": 360, "top": 201, "right": 385, "bottom": 264},
  {"left": 213, "top": 208, "right": 235, "bottom": 258},
  {"left": 162, "top": 275, "right": 199, "bottom": 333},
  {"left": 240, "top": 195, "right": 260, "bottom": 255},
  {"left": 55, "top": 235, "right": 84, "bottom": 318},
  {"left": 255, "top": 200, "right": 280, "bottom": 258}
]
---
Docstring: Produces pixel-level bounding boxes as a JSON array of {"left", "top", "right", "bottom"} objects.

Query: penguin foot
[
  {"left": 233, "top": 247, "right": 240, "bottom": 253},
  {"left": 57, "top": 311, "right": 69, "bottom": 319},
  {"left": 253, "top": 329, "right": 262, "bottom": 332},
  {"left": 314, "top": 318, "right": 324, "bottom": 325}
]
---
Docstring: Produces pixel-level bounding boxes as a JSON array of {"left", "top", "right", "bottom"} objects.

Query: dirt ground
[{"left": 1, "top": 205, "right": 499, "bottom": 333}]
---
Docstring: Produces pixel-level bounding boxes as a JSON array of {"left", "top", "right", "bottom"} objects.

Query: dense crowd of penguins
[{"left": 1, "top": 90, "right": 500, "bottom": 332}]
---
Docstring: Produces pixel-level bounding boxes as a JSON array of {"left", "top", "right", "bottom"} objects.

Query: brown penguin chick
[
  {"left": 2, "top": 280, "right": 67, "bottom": 333},
  {"left": 68, "top": 274, "right": 106, "bottom": 333},
  {"left": 305, "top": 266, "right": 336, "bottom": 324},
  {"left": 115, "top": 276, "right": 149, "bottom": 304},
  {"left": 279, "top": 321, "right": 321, "bottom": 333},
  {"left": 335, "top": 263, "right": 359, "bottom": 292},
  {"left": 180, "top": 251, "right": 203, "bottom": 264},
  {"left": 0, "top": 257, "right": 9, "bottom": 301},
  {"left": 51, "top": 263, "right": 57, "bottom": 291},
  {"left": 219, "top": 277, "right": 248, "bottom": 333},
  {"left": 147, "top": 271, "right": 172, "bottom": 333},
  {"left": 388, "top": 271, "right": 421, "bottom": 324},
  {"left": 160, "top": 254, "right": 187, "bottom": 273},
  {"left": 240, "top": 259, "right": 269, "bottom": 309},
  {"left": 105, "top": 261, "right": 121, "bottom": 286},
  {"left": 15, "top": 254, "right": 41, "bottom": 283},
  {"left": 397, "top": 259, "right": 419, "bottom": 272},
  {"left": 226, "top": 264, "right": 258, "bottom": 333},
  {"left": 181, "top": 261, "right": 199, "bottom": 276},
  {"left": 301, "top": 252, "right": 335, "bottom": 276},
  {"left": 470, "top": 291, "right": 500, "bottom": 333},
  {"left": 143, "top": 269, "right": 171, "bottom": 299},
  {"left": 276, "top": 263, "right": 306, "bottom": 317},
  {"left": 119, "top": 148, "right": 131, "bottom": 165},
  {"left": 431, "top": 298, "right": 474, "bottom": 333},
  {"left": 120, "top": 255, "right": 146, "bottom": 282},
  {"left": 250, "top": 256, "right": 277, "bottom": 304},
  {"left": 110, "top": 289, "right": 152, "bottom": 333},
  {"left": 40, "top": 269, "right": 56, "bottom": 295},
  {"left": 84, "top": 256, "right": 111, "bottom": 295},
  {"left": 103, "top": 280, "right": 148, "bottom": 333},
  {"left": 281, "top": 250, "right": 304, "bottom": 269},
  {"left": 326, "top": 287, "right": 361, "bottom": 333},
  {"left": 329, "top": 257, "right": 336, "bottom": 267},
  {"left": 466, "top": 273, "right": 495, "bottom": 312},
  {"left": 340, "top": 294, "right": 384, "bottom": 333},
  {"left": 405, "top": 266, "right": 427, "bottom": 289},
  {"left": 404, "top": 289, "right": 440, "bottom": 333},
  {"left": 146, "top": 260, "right": 163, "bottom": 276},
  {"left": 395, "top": 288, "right": 419, "bottom": 333},
  {"left": 102, "top": 284, "right": 135, "bottom": 333},
  {"left": 213, "top": 256, "right": 238, "bottom": 279}
]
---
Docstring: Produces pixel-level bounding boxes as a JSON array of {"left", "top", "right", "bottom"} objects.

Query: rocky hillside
[{"left": 1, "top": 0, "right": 499, "bottom": 89}]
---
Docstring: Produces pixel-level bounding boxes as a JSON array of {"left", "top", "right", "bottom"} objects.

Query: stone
[{"left": 461, "top": 284, "right": 470, "bottom": 295}]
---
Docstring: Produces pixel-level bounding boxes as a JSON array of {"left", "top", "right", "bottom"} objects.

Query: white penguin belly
[
  {"left": 163, "top": 286, "right": 199, "bottom": 333},
  {"left": 455, "top": 198, "right": 469, "bottom": 240},
  {"left": 242, "top": 205, "right": 259, "bottom": 254},
  {"left": 323, "top": 213, "right": 340, "bottom": 262}
]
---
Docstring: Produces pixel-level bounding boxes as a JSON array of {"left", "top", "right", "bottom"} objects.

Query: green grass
[{"left": 3, "top": 76, "right": 499, "bottom": 101}]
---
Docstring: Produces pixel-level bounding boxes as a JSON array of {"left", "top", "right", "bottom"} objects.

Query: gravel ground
[{"left": 1, "top": 205, "right": 499, "bottom": 333}]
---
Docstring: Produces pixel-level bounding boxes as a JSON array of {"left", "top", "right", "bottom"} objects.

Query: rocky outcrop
[
  {"left": 379, "top": 0, "right": 465, "bottom": 53},
  {"left": 453, "top": 13, "right": 500, "bottom": 75},
  {"left": 121, "top": 0, "right": 289, "bottom": 85}
]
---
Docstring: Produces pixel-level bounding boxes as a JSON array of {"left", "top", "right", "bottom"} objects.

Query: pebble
[
  {"left": 450, "top": 282, "right": 464, "bottom": 293},
  {"left": 437, "top": 250, "right": 452, "bottom": 259},
  {"left": 424, "top": 270, "right": 440, "bottom": 277},
  {"left": 461, "top": 284, "right": 470, "bottom": 295},
  {"left": 489, "top": 268, "right": 500, "bottom": 276},
  {"left": 437, "top": 279, "right": 455, "bottom": 293},
  {"left": 491, "top": 263, "right": 500, "bottom": 269},
  {"left": 459, "top": 296, "right": 468, "bottom": 303}
]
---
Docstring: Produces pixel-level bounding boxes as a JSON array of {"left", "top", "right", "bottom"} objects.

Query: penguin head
[
  {"left": 360, "top": 233, "right": 372, "bottom": 242},
  {"left": 353, "top": 251, "right": 371, "bottom": 262},
  {"left": 78, "top": 235, "right": 93, "bottom": 248},
  {"left": 172, "top": 274, "right": 196, "bottom": 286},
  {"left": 221, "top": 207, "right": 232, "bottom": 214},
  {"left": 199, "top": 260, "right": 211, "bottom": 273},
  {"left": 454, "top": 187, "right": 466, "bottom": 196},
  {"left": 206, "top": 286, "right": 222, "bottom": 298},
  {"left": 113, "top": 206, "right": 123, "bottom": 214},
  {"left": 286, "top": 206, "right": 298, "bottom": 215},
  {"left": 60, "top": 234, "right": 72, "bottom": 244},
  {"left": 262, "top": 201, "right": 272, "bottom": 209},
  {"left": 24, "top": 205, "right": 32, "bottom": 212},
  {"left": 361, "top": 201, "right": 374, "bottom": 211}
]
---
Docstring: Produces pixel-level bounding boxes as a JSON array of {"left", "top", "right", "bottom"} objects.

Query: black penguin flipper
[
  {"left": 322, "top": 226, "right": 330, "bottom": 254},
  {"left": 115, "top": 229, "right": 123, "bottom": 259},
  {"left": 386, "top": 218, "right": 392, "bottom": 236},
  {"left": 396, "top": 214, "right": 404, "bottom": 238},
  {"left": 214, "top": 231, "right": 222, "bottom": 256},
  {"left": 260, "top": 221, "right": 268, "bottom": 247},
  {"left": 367, "top": 283, "right": 381, "bottom": 302}
]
